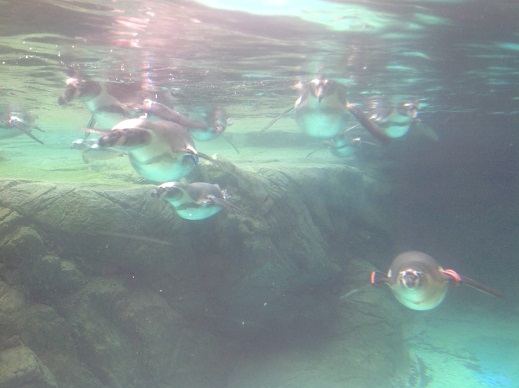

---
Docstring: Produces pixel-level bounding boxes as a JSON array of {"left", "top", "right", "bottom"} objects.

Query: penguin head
[
  {"left": 151, "top": 182, "right": 185, "bottom": 202},
  {"left": 397, "top": 269, "right": 425, "bottom": 290},
  {"left": 59, "top": 77, "right": 101, "bottom": 105},
  {"left": 308, "top": 78, "right": 333, "bottom": 103},
  {"left": 397, "top": 101, "right": 419, "bottom": 119},
  {"left": 98, "top": 127, "right": 151, "bottom": 148},
  {"left": 207, "top": 108, "right": 232, "bottom": 134}
]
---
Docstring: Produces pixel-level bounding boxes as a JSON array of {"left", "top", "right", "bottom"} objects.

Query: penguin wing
[
  {"left": 459, "top": 275, "right": 504, "bottom": 298},
  {"left": 260, "top": 106, "right": 295, "bottom": 132},
  {"left": 208, "top": 196, "right": 242, "bottom": 214},
  {"left": 347, "top": 103, "right": 392, "bottom": 144},
  {"left": 442, "top": 269, "right": 503, "bottom": 298},
  {"left": 370, "top": 271, "right": 390, "bottom": 285},
  {"left": 12, "top": 124, "right": 44, "bottom": 144}
]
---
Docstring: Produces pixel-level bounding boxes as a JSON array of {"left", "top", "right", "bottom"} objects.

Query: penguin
[
  {"left": 58, "top": 71, "right": 226, "bottom": 138},
  {"left": 306, "top": 126, "right": 359, "bottom": 158},
  {"left": 58, "top": 73, "right": 143, "bottom": 129},
  {"left": 371, "top": 251, "right": 502, "bottom": 310},
  {"left": 294, "top": 78, "right": 352, "bottom": 139},
  {"left": 138, "top": 101, "right": 239, "bottom": 152},
  {"left": 262, "top": 78, "right": 391, "bottom": 143},
  {"left": 70, "top": 138, "right": 126, "bottom": 164},
  {"left": 97, "top": 118, "right": 216, "bottom": 183},
  {"left": 306, "top": 124, "right": 378, "bottom": 158},
  {"left": 133, "top": 99, "right": 209, "bottom": 131},
  {"left": 366, "top": 97, "right": 438, "bottom": 140},
  {"left": 0, "top": 110, "right": 44, "bottom": 144},
  {"left": 151, "top": 181, "right": 240, "bottom": 220},
  {"left": 186, "top": 108, "right": 233, "bottom": 142}
]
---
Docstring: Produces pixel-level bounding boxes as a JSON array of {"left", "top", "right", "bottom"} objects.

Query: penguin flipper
[
  {"left": 370, "top": 271, "right": 390, "bottom": 286},
  {"left": 222, "top": 134, "right": 240, "bottom": 154},
  {"left": 306, "top": 145, "right": 325, "bottom": 158},
  {"left": 460, "top": 275, "right": 503, "bottom": 298},
  {"left": 413, "top": 121, "right": 439, "bottom": 141},
  {"left": 87, "top": 115, "right": 96, "bottom": 129},
  {"left": 16, "top": 126, "right": 44, "bottom": 144},
  {"left": 347, "top": 103, "right": 392, "bottom": 144},
  {"left": 442, "top": 269, "right": 503, "bottom": 298},
  {"left": 260, "top": 106, "right": 295, "bottom": 132},
  {"left": 210, "top": 197, "right": 242, "bottom": 214}
]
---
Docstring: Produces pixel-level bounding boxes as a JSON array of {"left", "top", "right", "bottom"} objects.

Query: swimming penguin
[
  {"left": 58, "top": 73, "right": 141, "bottom": 129},
  {"left": 133, "top": 99, "right": 208, "bottom": 130},
  {"left": 138, "top": 101, "right": 239, "bottom": 152},
  {"left": 366, "top": 97, "right": 438, "bottom": 140},
  {"left": 97, "top": 118, "right": 216, "bottom": 183},
  {"left": 371, "top": 251, "right": 502, "bottom": 310},
  {"left": 0, "top": 109, "right": 44, "bottom": 144},
  {"left": 293, "top": 78, "right": 353, "bottom": 139},
  {"left": 262, "top": 78, "right": 391, "bottom": 142},
  {"left": 151, "top": 181, "right": 240, "bottom": 220},
  {"left": 71, "top": 138, "right": 126, "bottom": 164}
]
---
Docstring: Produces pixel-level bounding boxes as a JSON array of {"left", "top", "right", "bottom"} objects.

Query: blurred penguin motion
[{"left": 371, "top": 251, "right": 502, "bottom": 310}]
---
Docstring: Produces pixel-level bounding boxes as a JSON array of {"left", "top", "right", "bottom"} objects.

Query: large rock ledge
[{"left": 0, "top": 163, "right": 407, "bottom": 387}]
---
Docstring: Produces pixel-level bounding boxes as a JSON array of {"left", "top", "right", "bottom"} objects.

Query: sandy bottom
[{"left": 400, "top": 295, "right": 518, "bottom": 388}]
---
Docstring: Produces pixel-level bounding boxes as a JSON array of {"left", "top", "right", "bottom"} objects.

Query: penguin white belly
[
  {"left": 295, "top": 104, "right": 349, "bottom": 138},
  {"left": 129, "top": 138, "right": 194, "bottom": 182},
  {"left": 175, "top": 205, "right": 222, "bottom": 220},
  {"left": 392, "top": 282, "right": 448, "bottom": 311},
  {"left": 164, "top": 195, "right": 223, "bottom": 220},
  {"left": 379, "top": 113, "right": 412, "bottom": 139}
]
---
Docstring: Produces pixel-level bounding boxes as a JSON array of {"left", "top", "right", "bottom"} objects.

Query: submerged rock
[
  {"left": 0, "top": 344, "right": 58, "bottom": 388},
  {"left": 0, "top": 161, "right": 402, "bottom": 387}
]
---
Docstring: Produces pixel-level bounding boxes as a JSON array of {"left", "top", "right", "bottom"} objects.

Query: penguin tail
[{"left": 370, "top": 271, "right": 389, "bottom": 286}]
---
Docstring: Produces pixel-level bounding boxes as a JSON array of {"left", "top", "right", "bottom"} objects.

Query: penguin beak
[
  {"left": 313, "top": 79, "right": 328, "bottom": 103},
  {"left": 317, "top": 89, "right": 325, "bottom": 103}
]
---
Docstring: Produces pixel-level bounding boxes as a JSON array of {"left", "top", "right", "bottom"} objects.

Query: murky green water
[{"left": 0, "top": 1, "right": 518, "bottom": 387}]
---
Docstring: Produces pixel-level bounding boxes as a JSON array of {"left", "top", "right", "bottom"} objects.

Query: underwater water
[{"left": 0, "top": 0, "right": 518, "bottom": 387}]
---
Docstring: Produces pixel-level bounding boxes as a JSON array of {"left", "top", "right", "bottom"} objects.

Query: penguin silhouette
[
  {"left": 371, "top": 251, "right": 502, "bottom": 310},
  {"left": 262, "top": 78, "right": 391, "bottom": 143},
  {"left": 138, "top": 101, "right": 239, "bottom": 152},
  {"left": 97, "top": 118, "right": 217, "bottom": 183},
  {"left": 151, "top": 181, "right": 240, "bottom": 220},
  {"left": 0, "top": 108, "right": 44, "bottom": 144}
]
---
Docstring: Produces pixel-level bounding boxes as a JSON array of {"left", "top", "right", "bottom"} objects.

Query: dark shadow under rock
[{"left": 227, "top": 258, "right": 409, "bottom": 388}]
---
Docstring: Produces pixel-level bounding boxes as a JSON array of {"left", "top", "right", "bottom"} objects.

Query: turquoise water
[{"left": 0, "top": 1, "right": 518, "bottom": 387}]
